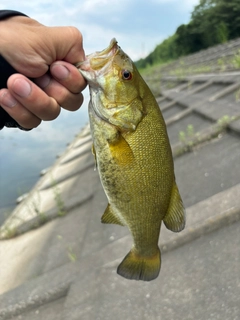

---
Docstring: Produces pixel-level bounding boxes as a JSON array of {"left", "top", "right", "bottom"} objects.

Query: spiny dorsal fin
[
  {"left": 101, "top": 204, "right": 125, "bottom": 226},
  {"left": 163, "top": 181, "right": 185, "bottom": 232}
]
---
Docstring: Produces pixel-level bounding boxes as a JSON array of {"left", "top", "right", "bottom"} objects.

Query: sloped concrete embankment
[{"left": 0, "top": 70, "right": 240, "bottom": 319}]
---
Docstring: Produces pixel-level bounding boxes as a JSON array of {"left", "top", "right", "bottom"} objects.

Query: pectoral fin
[
  {"left": 108, "top": 134, "right": 134, "bottom": 166},
  {"left": 163, "top": 181, "right": 185, "bottom": 232},
  {"left": 92, "top": 144, "right": 97, "bottom": 168},
  {"left": 101, "top": 204, "right": 125, "bottom": 226}
]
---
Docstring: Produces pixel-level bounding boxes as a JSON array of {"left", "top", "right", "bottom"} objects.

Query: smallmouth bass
[{"left": 78, "top": 39, "right": 185, "bottom": 281}]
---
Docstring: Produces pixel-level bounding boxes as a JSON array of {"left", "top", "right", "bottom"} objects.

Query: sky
[{"left": 2, "top": 0, "right": 200, "bottom": 61}]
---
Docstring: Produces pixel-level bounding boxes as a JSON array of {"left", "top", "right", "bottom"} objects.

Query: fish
[{"left": 77, "top": 39, "right": 185, "bottom": 281}]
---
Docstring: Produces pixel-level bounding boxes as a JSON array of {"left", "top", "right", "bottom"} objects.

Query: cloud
[
  {"left": 80, "top": 0, "right": 131, "bottom": 14},
  {"left": 3, "top": 0, "right": 199, "bottom": 61},
  {"left": 150, "top": 0, "right": 198, "bottom": 6}
]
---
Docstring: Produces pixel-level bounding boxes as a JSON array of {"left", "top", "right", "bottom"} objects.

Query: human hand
[{"left": 0, "top": 15, "right": 87, "bottom": 129}]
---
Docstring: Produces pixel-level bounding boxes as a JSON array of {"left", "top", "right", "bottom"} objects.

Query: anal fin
[
  {"left": 101, "top": 204, "right": 125, "bottom": 226},
  {"left": 163, "top": 181, "right": 185, "bottom": 232}
]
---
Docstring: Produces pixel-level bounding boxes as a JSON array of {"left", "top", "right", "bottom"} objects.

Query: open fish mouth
[
  {"left": 76, "top": 38, "right": 120, "bottom": 124},
  {"left": 76, "top": 38, "right": 119, "bottom": 72},
  {"left": 96, "top": 38, "right": 118, "bottom": 57}
]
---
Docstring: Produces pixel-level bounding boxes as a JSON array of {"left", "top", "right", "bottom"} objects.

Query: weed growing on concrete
[
  {"left": 232, "top": 50, "right": 240, "bottom": 69},
  {"left": 187, "top": 124, "right": 194, "bottom": 137},
  {"left": 56, "top": 235, "right": 77, "bottom": 262},
  {"left": 51, "top": 178, "right": 66, "bottom": 217},
  {"left": 235, "top": 89, "right": 240, "bottom": 102},
  {"left": 217, "top": 58, "right": 226, "bottom": 71},
  {"left": 166, "top": 81, "right": 177, "bottom": 89},
  {"left": 179, "top": 124, "right": 195, "bottom": 143},
  {"left": 0, "top": 209, "right": 26, "bottom": 239},
  {"left": 3, "top": 226, "right": 17, "bottom": 239},
  {"left": 217, "top": 115, "right": 236, "bottom": 129},
  {"left": 187, "top": 81, "right": 193, "bottom": 90},
  {"left": 179, "top": 131, "right": 186, "bottom": 143},
  {"left": 67, "top": 245, "right": 77, "bottom": 262},
  {"left": 27, "top": 192, "right": 47, "bottom": 225}
]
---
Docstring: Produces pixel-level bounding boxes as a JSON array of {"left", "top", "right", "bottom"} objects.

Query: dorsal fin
[{"left": 163, "top": 181, "right": 185, "bottom": 232}]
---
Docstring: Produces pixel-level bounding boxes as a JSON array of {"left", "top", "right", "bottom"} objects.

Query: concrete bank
[{"left": 0, "top": 70, "right": 240, "bottom": 319}]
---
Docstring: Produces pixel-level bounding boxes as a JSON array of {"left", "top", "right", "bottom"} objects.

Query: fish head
[{"left": 78, "top": 39, "right": 145, "bottom": 132}]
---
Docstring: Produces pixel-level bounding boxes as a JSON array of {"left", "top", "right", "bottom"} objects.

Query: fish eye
[{"left": 121, "top": 70, "right": 132, "bottom": 80}]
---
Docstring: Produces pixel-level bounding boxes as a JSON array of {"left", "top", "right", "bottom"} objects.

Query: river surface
[{"left": 0, "top": 95, "right": 89, "bottom": 225}]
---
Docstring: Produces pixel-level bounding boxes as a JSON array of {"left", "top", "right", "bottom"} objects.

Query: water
[{"left": 0, "top": 96, "right": 89, "bottom": 225}]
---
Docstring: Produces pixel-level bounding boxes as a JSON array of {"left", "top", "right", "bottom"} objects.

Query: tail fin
[{"left": 117, "top": 248, "right": 161, "bottom": 281}]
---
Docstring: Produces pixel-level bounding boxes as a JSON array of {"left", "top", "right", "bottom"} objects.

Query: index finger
[{"left": 49, "top": 61, "right": 87, "bottom": 94}]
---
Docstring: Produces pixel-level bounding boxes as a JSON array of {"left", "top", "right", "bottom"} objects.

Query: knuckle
[
  {"left": 41, "top": 99, "right": 61, "bottom": 120},
  {"left": 62, "top": 92, "right": 84, "bottom": 111},
  {"left": 18, "top": 111, "right": 41, "bottom": 129},
  {"left": 69, "top": 26, "right": 82, "bottom": 41}
]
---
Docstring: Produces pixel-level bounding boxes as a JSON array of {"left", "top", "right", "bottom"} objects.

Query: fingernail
[
  {"left": 13, "top": 79, "right": 31, "bottom": 97},
  {"left": 0, "top": 92, "right": 17, "bottom": 108},
  {"left": 51, "top": 64, "right": 70, "bottom": 80}
]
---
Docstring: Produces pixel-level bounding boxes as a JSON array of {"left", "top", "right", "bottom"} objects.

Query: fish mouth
[
  {"left": 76, "top": 39, "right": 120, "bottom": 125},
  {"left": 76, "top": 38, "right": 119, "bottom": 72},
  {"left": 96, "top": 38, "right": 118, "bottom": 58}
]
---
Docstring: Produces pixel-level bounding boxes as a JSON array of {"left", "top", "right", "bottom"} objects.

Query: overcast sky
[{"left": 2, "top": 0, "right": 199, "bottom": 61}]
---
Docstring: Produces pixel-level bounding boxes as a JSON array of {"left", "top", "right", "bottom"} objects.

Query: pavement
[{"left": 0, "top": 48, "right": 240, "bottom": 319}]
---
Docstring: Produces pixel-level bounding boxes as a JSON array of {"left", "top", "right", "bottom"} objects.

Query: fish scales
[{"left": 78, "top": 38, "right": 185, "bottom": 281}]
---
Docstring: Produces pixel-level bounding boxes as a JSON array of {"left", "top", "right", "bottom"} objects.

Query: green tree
[
  {"left": 135, "top": 0, "right": 240, "bottom": 68},
  {"left": 215, "top": 0, "right": 240, "bottom": 39}
]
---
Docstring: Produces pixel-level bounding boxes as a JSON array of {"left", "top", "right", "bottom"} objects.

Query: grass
[
  {"left": 217, "top": 115, "right": 237, "bottom": 129},
  {"left": 217, "top": 58, "right": 227, "bottom": 71},
  {"left": 137, "top": 43, "right": 240, "bottom": 83},
  {"left": 232, "top": 50, "right": 240, "bottom": 69},
  {"left": 51, "top": 177, "right": 66, "bottom": 217},
  {"left": 235, "top": 89, "right": 240, "bottom": 102},
  {"left": 179, "top": 124, "right": 195, "bottom": 143},
  {"left": 67, "top": 245, "right": 77, "bottom": 262},
  {"left": 174, "top": 115, "right": 240, "bottom": 158},
  {"left": 0, "top": 178, "right": 67, "bottom": 239},
  {"left": 57, "top": 235, "right": 77, "bottom": 263},
  {"left": 30, "top": 192, "right": 47, "bottom": 224},
  {"left": 2, "top": 226, "right": 17, "bottom": 239},
  {"left": 138, "top": 60, "right": 172, "bottom": 76}
]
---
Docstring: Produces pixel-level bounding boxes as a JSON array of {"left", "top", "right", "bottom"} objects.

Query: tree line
[{"left": 136, "top": 0, "right": 240, "bottom": 69}]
